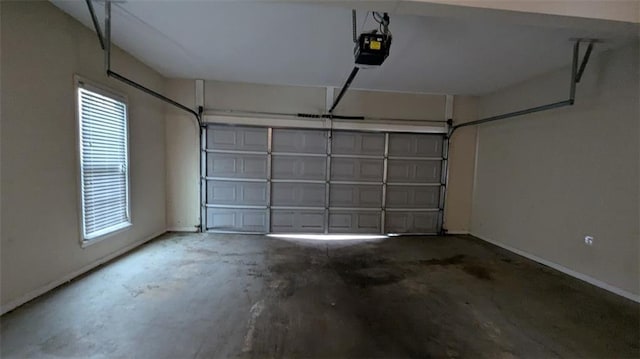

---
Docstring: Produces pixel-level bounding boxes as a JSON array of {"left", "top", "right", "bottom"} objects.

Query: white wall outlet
[{"left": 584, "top": 235, "right": 594, "bottom": 246}]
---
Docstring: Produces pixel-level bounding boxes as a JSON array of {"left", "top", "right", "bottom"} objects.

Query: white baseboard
[
  {"left": 0, "top": 230, "right": 167, "bottom": 315},
  {"left": 471, "top": 233, "right": 640, "bottom": 303},
  {"left": 167, "top": 227, "right": 198, "bottom": 232}
]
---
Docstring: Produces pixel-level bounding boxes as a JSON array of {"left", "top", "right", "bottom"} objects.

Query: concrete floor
[{"left": 1, "top": 233, "right": 638, "bottom": 358}]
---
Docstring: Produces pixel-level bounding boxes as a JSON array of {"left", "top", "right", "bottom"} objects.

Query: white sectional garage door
[
  {"left": 204, "top": 125, "right": 444, "bottom": 234},
  {"left": 271, "top": 129, "right": 327, "bottom": 233},
  {"left": 329, "top": 131, "right": 385, "bottom": 233},
  {"left": 385, "top": 133, "right": 443, "bottom": 234},
  {"left": 205, "top": 126, "right": 269, "bottom": 233}
]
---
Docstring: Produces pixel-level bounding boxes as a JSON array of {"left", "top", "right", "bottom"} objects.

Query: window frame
[{"left": 74, "top": 75, "right": 132, "bottom": 247}]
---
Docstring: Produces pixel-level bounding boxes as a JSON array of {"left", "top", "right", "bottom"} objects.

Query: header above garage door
[{"left": 203, "top": 115, "right": 448, "bottom": 134}]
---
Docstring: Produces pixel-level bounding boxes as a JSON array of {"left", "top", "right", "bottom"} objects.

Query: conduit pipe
[
  {"left": 440, "top": 39, "right": 596, "bottom": 234},
  {"left": 86, "top": 0, "right": 205, "bottom": 231},
  {"left": 448, "top": 39, "right": 596, "bottom": 138},
  {"left": 86, "top": 0, "right": 202, "bottom": 123}
]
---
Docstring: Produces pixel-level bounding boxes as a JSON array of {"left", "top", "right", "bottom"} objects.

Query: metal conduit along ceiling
[{"left": 51, "top": 1, "right": 638, "bottom": 95}]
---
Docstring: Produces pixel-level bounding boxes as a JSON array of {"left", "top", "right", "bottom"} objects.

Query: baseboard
[
  {"left": 471, "top": 233, "right": 640, "bottom": 303},
  {"left": 167, "top": 227, "right": 198, "bottom": 232},
  {"left": 0, "top": 230, "right": 167, "bottom": 315}
]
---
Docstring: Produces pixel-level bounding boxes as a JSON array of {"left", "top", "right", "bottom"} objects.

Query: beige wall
[
  {"left": 166, "top": 80, "right": 477, "bottom": 233},
  {"left": 445, "top": 96, "right": 478, "bottom": 233},
  {"left": 414, "top": 0, "right": 640, "bottom": 24},
  {"left": 335, "top": 90, "right": 445, "bottom": 121},
  {"left": 472, "top": 42, "right": 639, "bottom": 299},
  {"left": 205, "top": 81, "right": 326, "bottom": 115},
  {"left": 1, "top": 1, "right": 167, "bottom": 312},
  {"left": 165, "top": 80, "right": 200, "bottom": 231}
]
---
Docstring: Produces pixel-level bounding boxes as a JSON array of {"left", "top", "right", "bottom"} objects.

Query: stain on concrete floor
[
  {"left": 420, "top": 254, "right": 467, "bottom": 266},
  {"left": 1, "top": 233, "right": 638, "bottom": 358}
]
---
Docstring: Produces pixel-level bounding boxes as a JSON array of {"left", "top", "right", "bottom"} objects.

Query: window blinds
[{"left": 78, "top": 87, "right": 130, "bottom": 240}]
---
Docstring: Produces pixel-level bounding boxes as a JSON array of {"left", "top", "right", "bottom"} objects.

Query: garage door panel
[
  {"left": 331, "top": 158, "right": 383, "bottom": 182},
  {"left": 386, "top": 186, "right": 440, "bottom": 208},
  {"left": 387, "top": 160, "right": 441, "bottom": 183},
  {"left": 330, "top": 184, "right": 382, "bottom": 208},
  {"left": 207, "top": 125, "right": 268, "bottom": 152},
  {"left": 385, "top": 211, "right": 439, "bottom": 233},
  {"left": 207, "top": 153, "right": 268, "bottom": 179},
  {"left": 272, "top": 156, "right": 326, "bottom": 180},
  {"left": 269, "top": 129, "right": 327, "bottom": 233},
  {"left": 271, "top": 210, "right": 325, "bottom": 233},
  {"left": 332, "top": 131, "right": 384, "bottom": 156},
  {"left": 272, "top": 129, "right": 327, "bottom": 154},
  {"left": 207, "top": 181, "right": 268, "bottom": 206},
  {"left": 207, "top": 208, "right": 268, "bottom": 232},
  {"left": 272, "top": 182, "right": 325, "bottom": 207},
  {"left": 388, "top": 133, "right": 442, "bottom": 157},
  {"left": 329, "top": 211, "right": 381, "bottom": 233}
]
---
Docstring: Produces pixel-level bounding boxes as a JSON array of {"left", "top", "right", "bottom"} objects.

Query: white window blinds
[{"left": 78, "top": 86, "right": 130, "bottom": 240}]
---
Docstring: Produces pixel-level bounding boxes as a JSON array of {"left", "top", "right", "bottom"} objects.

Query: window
[{"left": 77, "top": 82, "right": 130, "bottom": 241}]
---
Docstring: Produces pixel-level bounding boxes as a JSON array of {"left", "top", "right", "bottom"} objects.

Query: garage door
[
  {"left": 329, "top": 131, "right": 384, "bottom": 233},
  {"left": 204, "top": 125, "right": 444, "bottom": 234},
  {"left": 204, "top": 125, "right": 269, "bottom": 232},
  {"left": 271, "top": 129, "right": 327, "bottom": 233},
  {"left": 385, "top": 133, "right": 443, "bottom": 234}
]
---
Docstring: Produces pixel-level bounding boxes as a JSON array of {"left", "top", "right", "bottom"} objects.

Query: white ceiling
[{"left": 51, "top": 1, "right": 638, "bottom": 95}]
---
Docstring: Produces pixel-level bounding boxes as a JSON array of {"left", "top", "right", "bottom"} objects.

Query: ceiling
[{"left": 51, "top": 1, "right": 638, "bottom": 95}]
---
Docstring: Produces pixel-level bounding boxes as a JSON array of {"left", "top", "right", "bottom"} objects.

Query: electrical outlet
[{"left": 584, "top": 236, "right": 594, "bottom": 246}]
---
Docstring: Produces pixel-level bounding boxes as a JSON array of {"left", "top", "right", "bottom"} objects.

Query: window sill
[{"left": 81, "top": 222, "right": 132, "bottom": 248}]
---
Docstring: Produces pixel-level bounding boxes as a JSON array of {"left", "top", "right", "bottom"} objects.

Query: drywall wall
[
  {"left": 472, "top": 41, "right": 639, "bottom": 299},
  {"left": 445, "top": 96, "right": 478, "bottom": 233},
  {"left": 165, "top": 80, "right": 200, "bottom": 231},
  {"left": 166, "top": 80, "right": 477, "bottom": 233},
  {"left": 413, "top": 0, "right": 640, "bottom": 24},
  {"left": 334, "top": 90, "right": 445, "bottom": 121},
  {"left": 205, "top": 81, "right": 326, "bottom": 115},
  {"left": 1, "top": 1, "right": 167, "bottom": 312}
]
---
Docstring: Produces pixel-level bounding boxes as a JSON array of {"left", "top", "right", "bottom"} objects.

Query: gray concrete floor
[{"left": 1, "top": 233, "right": 638, "bottom": 358}]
